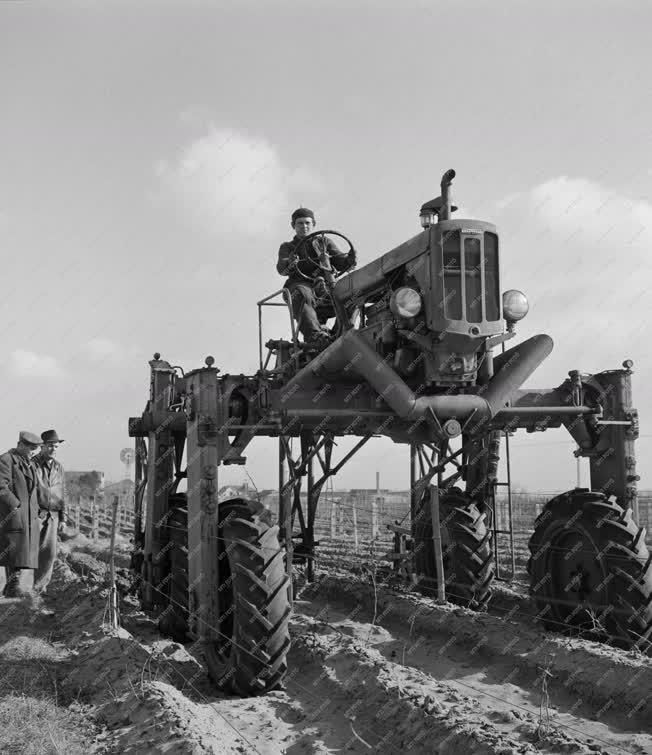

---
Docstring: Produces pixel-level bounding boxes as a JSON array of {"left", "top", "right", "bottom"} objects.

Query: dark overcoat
[{"left": 0, "top": 449, "right": 39, "bottom": 568}]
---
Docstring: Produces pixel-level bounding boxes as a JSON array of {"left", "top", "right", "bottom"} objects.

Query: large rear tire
[
  {"left": 412, "top": 487, "right": 494, "bottom": 609},
  {"left": 158, "top": 496, "right": 291, "bottom": 694},
  {"left": 528, "top": 489, "right": 652, "bottom": 653}
]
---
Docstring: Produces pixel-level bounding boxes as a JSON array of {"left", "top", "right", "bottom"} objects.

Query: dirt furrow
[
  {"left": 299, "top": 573, "right": 652, "bottom": 753},
  {"left": 32, "top": 538, "right": 652, "bottom": 754},
  {"left": 112, "top": 588, "right": 651, "bottom": 754},
  {"left": 290, "top": 614, "right": 607, "bottom": 754},
  {"left": 295, "top": 603, "right": 650, "bottom": 754}
]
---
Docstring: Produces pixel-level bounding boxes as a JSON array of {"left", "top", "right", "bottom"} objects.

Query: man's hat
[
  {"left": 19, "top": 431, "right": 43, "bottom": 447},
  {"left": 41, "top": 429, "right": 65, "bottom": 444},
  {"left": 291, "top": 207, "right": 315, "bottom": 224}
]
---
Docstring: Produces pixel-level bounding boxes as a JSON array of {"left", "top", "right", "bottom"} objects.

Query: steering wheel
[{"left": 290, "top": 230, "right": 356, "bottom": 282}]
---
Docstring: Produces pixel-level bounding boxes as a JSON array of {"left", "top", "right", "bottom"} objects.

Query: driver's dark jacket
[{"left": 277, "top": 235, "right": 354, "bottom": 287}]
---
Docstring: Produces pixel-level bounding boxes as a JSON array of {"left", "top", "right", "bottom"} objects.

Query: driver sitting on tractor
[{"left": 277, "top": 207, "right": 357, "bottom": 349}]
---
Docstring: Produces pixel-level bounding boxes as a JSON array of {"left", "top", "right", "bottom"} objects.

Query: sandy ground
[{"left": 1, "top": 535, "right": 650, "bottom": 754}]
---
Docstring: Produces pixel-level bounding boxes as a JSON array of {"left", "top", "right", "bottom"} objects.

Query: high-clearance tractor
[{"left": 129, "top": 169, "right": 652, "bottom": 695}]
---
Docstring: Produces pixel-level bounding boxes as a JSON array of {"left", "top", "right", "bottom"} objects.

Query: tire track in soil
[
  {"left": 294, "top": 606, "right": 650, "bottom": 755},
  {"left": 298, "top": 574, "right": 652, "bottom": 754},
  {"left": 115, "top": 591, "right": 548, "bottom": 753},
  {"left": 114, "top": 585, "right": 651, "bottom": 755},
  {"left": 48, "top": 539, "right": 652, "bottom": 754}
]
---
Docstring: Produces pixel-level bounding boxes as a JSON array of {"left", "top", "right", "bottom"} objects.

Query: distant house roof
[
  {"left": 218, "top": 485, "right": 245, "bottom": 501},
  {"left": 104, "top": 479, "right": 135, "bottom": 491},
  {"left": 96, "top": 479, "right": 136, "bottom": 509},
  {"left": 347, "top": 488, "right": 393, "bottom": 495}
]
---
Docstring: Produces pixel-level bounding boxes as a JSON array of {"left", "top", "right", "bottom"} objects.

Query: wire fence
[
  {"left": 262, "top": 488, "right": 652, "bottom": 579},
  {"left": 68, "top": 488, "right": 652, "bottom": 581},
  {"left": 67, "top": 496, "right": 136, "bottom": 541}
]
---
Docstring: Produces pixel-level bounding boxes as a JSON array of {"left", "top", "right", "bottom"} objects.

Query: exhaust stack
[{"left": 438, "top": 169, "right": 456, "bottom": 221}]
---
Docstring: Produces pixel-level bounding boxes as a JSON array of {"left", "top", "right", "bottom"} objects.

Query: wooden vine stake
[{"left": 429, "top": 484, "right": 446, "bottom": 602}]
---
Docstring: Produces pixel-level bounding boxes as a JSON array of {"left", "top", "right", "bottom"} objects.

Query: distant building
[
  {"left": 212, "top": 483, "right": 411, "bottom": 522},
  {"left": 216, "top": 483, "right": 280, "bottom": 513},
  {"left": 217, "top": 483, "right": 274, "bottom": 504},
  {"left": 344, "top": 488, "right": 410, "bottom": 518},
  {"left": 104, "top": 479, "right": 135, "bottom": 510},
  {"left": 218, "top": 485, "right": 242, "bottom": 501},
  {"left": 65, "top": 470, "right": 104, "bottom": 501}
]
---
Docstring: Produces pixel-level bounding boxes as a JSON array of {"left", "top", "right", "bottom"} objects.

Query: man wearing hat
[
  {"left": 0, "top": 432, "right": 42, "bottom": 598},
  {"left": 33, "top": 430, "right": 67, "bottom": 594},
  {"left": 277, "top": 207, "right": 357, "bottom": 348}
]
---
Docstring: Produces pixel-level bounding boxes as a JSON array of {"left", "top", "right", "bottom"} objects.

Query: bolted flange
[{"left": 442, "top": 419, "right": 462, "bottom": 438}]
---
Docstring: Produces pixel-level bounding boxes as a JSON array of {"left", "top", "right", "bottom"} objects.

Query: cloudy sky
[{"left": 1, "top": 1, "right": 651, "bottom": 493}]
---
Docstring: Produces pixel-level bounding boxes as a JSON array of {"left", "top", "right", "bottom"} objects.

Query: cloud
[
  {"left": 496, "top": 175, "right": 652, "bottom": 314},
  {"left": 497, "top": 175, "right": 652, "bottom": 255},
  {"left": 528, "top": 176, "right": 652, "bottom": 248},
  {"left": 84, "top": 337, "right": 141, "bottom": 366},
  {"left": 490, "top": 174, "right": 652, "bottom": 387},
  {"left": 9, "top": 350, "right": 64, "bottom": 378},
  {"left": 156, "top": 126, "right": 323, "bottom": 238},
  {"left": 86, "top": 337, "right": 123, "bottom": 361}
]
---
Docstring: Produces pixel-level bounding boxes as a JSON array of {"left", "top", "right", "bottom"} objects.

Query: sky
[{"left": 1, "top": 0, "right": 651, "bottom": 493}]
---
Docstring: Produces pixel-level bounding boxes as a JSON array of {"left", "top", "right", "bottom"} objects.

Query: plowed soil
[{"left": 1, "top": 535, "right": 650, "bottom": 754}]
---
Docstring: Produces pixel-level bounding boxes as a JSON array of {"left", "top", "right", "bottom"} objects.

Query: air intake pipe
[
  {"left": 439, "top": 169, "right": 456, "bottom": 222},
  {"left": 284, "top": 330, "right": 553, "bottom": 432}
]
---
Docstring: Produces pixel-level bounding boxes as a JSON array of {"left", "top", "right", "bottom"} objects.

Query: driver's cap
[{"left": 291, "top": 207, "right": 315, "bottom": 224}]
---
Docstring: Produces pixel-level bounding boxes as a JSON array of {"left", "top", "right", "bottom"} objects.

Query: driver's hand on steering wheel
[
  {"left": 314, "top": 278, "right": 328, "bottom": 299},
  {"left": 318, "top": 239, "right": 357, "bottom": 271},
  {"left": 289, "top": 253, "right": 312, "bottom": 276},
  {"left": 292, "top": 230, "right": 356, "bottom": 280},
  {"left": 317, "top": 237, "right": 356, "bottom": 267},
  {"left": 311, "top": 236, "right": 332, "bottom": 261}
]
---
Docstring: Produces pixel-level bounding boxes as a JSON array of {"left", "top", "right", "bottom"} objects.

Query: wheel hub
[
  {"left": 552, "top": 530, "right": 607, "bottom": 607},
  {"left": 566, "top": 563, "right": 593, "bottom": 602}
]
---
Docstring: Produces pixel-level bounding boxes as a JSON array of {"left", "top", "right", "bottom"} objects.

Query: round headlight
[
  {"left": 502, "top": 290, "right": 529, "bottom": 322},
  {"left": 420, "top": 210, "right": 437, "bottom": 229},
  {"left": 390, "top": 287, "right": 422, "bottom": 318}
]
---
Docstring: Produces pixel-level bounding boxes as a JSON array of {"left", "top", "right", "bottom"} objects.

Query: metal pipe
[
  {"left": 312, "top": 330, "right": 493, "bottom": 420},
  {"left": 285, "top": 409, "right": 394, "bottom": 417},
  {"left": 410, "top": 444, "right": 417, "bottom": 525},
  {"left": 285, "top": 330, "right": 418, "bottom": 415},
  {"left": 494, "top": 406, "right": 593, "bottom": 418},
  {"left": 439, "top": 169, "right": 456, "bottom": 222},
  {"left": 314, "top": 435, "right": 372, "bottom": 487},
  {"left": 281, "top": 288, "right": 299, "bottom": 351},
  {"left": 257, "top": 288, "right": 287, "bottom": 306},
  {"left": 429, "top": 484, "right": 446, "bottom": 602},
  {"left": 505, "top": 431, "right": 515, "bottom": 579},
  {"left": 278, "top": 438, "right": 293, "bottom": 601},
  {"left": 258, "top": 303, "right": 263, "bottom": 371},
  {"left": 307, "top": 451, "right": 315, "bottom": 582},
  {"left": 481, "top": 334, "right": 554, "bottom": 415},
  {"left": 284, "top": 330, "right": 553, "bottom": 430},
  {"left": 412, "top": 394, "right": 492, "bottom": 422}
]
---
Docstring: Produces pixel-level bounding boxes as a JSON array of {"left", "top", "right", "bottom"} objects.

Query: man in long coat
[
  {"left": 33, "top": 429, "right": 67, "bottom": 593},
  {"left": 0, "top": 431, "right": 41, "bottom": 598}
]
